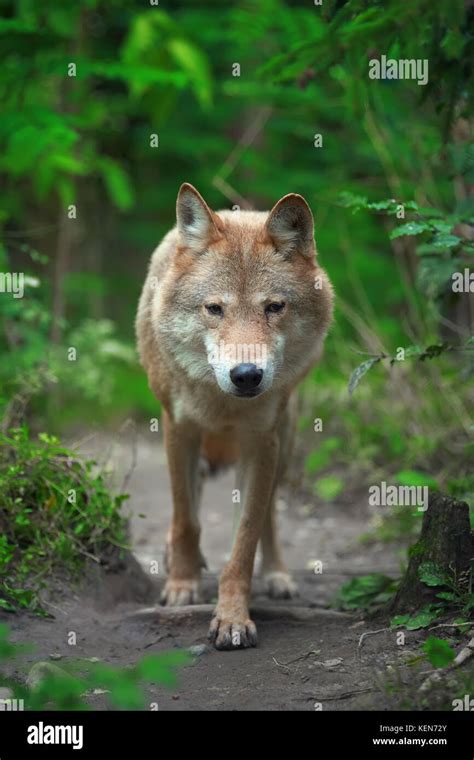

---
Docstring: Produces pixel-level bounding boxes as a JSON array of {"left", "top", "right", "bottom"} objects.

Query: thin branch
[
  {"left": 311, "top": 687, "right": 375, "bottom": 702},
  {"left": 358, "top": 628, "right": 390, "bottom": 658}
]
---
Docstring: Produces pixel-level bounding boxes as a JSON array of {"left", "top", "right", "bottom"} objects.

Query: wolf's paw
[
  {"left": 263, "top": 570, "right": 298, "bottom": 599},
  {"left": 160, "top": 579, "right": 201, "bottom": 606},
  {"left": 208, "top": 615, "right": 258, "bottom": 650}
]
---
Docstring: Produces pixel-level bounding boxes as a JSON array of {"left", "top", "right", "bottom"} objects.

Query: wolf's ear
[
  {"left": 266, "top": 193, "right": 315, "bottom": 259},
  {"left": 176, "top": 183, "right": 221, "bottom": 251}
]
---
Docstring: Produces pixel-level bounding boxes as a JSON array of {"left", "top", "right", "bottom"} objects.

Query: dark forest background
[{"left": 1, "top": 0, "right": 473, "bottom": 523}]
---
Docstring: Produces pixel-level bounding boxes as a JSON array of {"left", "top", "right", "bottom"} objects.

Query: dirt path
[{"left": 4, "top": 432, "right": 423, "bottom": 711}]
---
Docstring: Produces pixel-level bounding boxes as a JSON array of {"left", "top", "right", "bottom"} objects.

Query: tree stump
[{"left": 390, "top": 493, "right": 474, "bottom": 615}]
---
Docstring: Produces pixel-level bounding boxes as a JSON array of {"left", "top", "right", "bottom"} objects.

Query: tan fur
[
  {"left": 136, "top": 184, "right": 334, "bottom": 649},
  {"left": 201, "top": 432, "right": 239, "bottom": 470}
]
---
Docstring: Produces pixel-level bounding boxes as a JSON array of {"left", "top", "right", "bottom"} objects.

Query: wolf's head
[{"left": 156, "top": 183, "right": 334, "bottom": 398}]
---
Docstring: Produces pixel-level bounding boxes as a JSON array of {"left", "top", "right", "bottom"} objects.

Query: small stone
[
  {"left": 26, "top": 662, "right": 70, "bottom": 691},
  {"left": 322, "top": 657, "right": 343, "bottom": 669},
  {"left": 188, "top": 644, "right": 209, "bottom": 657}
]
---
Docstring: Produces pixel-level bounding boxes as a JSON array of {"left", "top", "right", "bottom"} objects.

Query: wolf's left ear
[
  {"left": 176, "top": 183, "right": 221, "bottom": 251},
  {"left": 266, "top": 194, "right": 315, "bottom": 259}
]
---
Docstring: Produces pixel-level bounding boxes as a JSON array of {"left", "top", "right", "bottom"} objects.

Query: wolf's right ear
[
  {"left": 176, "top": 183, "right": 221, "bottom": 251},
  {"left": 266, "top": 193, "right": 315, "bottom": 260}
]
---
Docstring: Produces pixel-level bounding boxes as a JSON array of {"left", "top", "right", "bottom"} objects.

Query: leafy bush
[
  {"left": 0, "top": 242, "right": 150, "bottom": 429},
  {"left": 390, "top": 561, "right": 474, "bottom": 631},
  {"left": 422, "top": 637, "right": 456, "bottom": 668},
  {"left": 333, "top": 573, "right": 398, "bottom": 611},
  {"left": 0, "top": 427, "right": 128, "bottom": 613}
]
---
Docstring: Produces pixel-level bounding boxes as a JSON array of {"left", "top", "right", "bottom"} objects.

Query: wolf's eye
[
  {"left": 265, "top": 301, "right": 286, "bottom": 315},
  {"left": 205, "top": 303, "right": 223, "bottom": 316}
]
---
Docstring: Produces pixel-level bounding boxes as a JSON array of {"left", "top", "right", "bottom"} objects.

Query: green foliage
[
  {"left": 0, "top": 246, "right": 146, "bottom": 427},
  {"left": 313, "top": 474, "right": 344, "bottom": 501},
  {"left": 348, "top": 339, "right": 474, "bottom": 395},
  {"left": 0, "top": 624, "right": 191, "bottom": 710},
  {"left": 334, "top": 573, "right": 398, "bottom": 611},
  {"left": 418, "top": 561, "right": 451, "bottom": 587},
  {"left": 0, "top": 427, "right": 128, "bottom": 613},
  {"left": 305, "top": 436, "right": 342, "bottom": 474},
  {"left": 0, "top": 3, "right": 472, "bottom": 596},
  {"left": 418, "top": 561, "right": 473, "bottom": 618},
  {"left": 0, "top": 2, "right": 213, "bottom": 215},
  {"left": 393, "top": 471, "right": 438, "bottom": 490},
  {"left": 348, "top": 357, "right": 382, "bottom": 396},
  {"left": 390, "top": 561, "right": 473, "bottom": 630},
  {"left": 391, "top": 605, "right": 442, "bottom": 631},
  {"left": 1, "top": 0, "right": 473, "bottom": 433},
  {"left": 423, "top": 636, "right": 456, "bottom": 668}
]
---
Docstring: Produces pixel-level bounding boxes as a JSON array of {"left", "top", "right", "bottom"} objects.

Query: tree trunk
[{"left": 391, "top": 493, "right": 474, "bottom": 615}]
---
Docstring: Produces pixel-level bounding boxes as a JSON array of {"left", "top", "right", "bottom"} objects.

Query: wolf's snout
[{"left": 230, "top": 363, "right": 263, "bottom": 395}]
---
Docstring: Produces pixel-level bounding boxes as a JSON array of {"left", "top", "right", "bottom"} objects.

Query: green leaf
[
  {"left": 390, "top": 614, "right": 410, "bottom": 628},
  {"left": 430, "top": 233, "right": 462, "bottom": 250},
  {"left": 423, "top": 636, "right": 456, "bottom": 668},
  {"left": 109, "top": 679, "right": 145, "bottom": 710},
  {"left": 136, "top": 651, "right": 191, "bottom": 687},
  {"left": 338, "top": 192, "right": 368, "bottom": 211},
  {"left": 348, "top": 357, "right": 381, "bottom": 395},
  {"left": 98, "top": 158, "right": 134, "bottom": 212},
  {"left": 335, "top": 574, "right": 397, "bottom": 610},
  {"left": 418, "top": 562, "right": 450, "bottom": 587},
  {"left": 405, "top": 607, "right": 441, "bottom": 630},
  {"left": 167, "top": 38, "right": 212, "bottom": 109},
  {"left": 390, "top": 222, "right": 430, "bottom": 239}
]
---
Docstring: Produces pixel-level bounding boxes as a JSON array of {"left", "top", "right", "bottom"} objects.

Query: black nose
[{"left": 230, "top": 363, "right": 263, "bottom": 393}]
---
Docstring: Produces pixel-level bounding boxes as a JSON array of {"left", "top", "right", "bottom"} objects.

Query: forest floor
[{"left": 4, "top": 431, "right": 438, "bottom": 711}]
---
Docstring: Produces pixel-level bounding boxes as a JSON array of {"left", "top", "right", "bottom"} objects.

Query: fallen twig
[
  {"left": 272, "top": 650, "right": 321, "bottom": 669},
  {"left": 309, "top": 687, "right": 375, "bottom": 702},
  {"left": 358, "top": 627, "right": 390, "bottom": 658}
]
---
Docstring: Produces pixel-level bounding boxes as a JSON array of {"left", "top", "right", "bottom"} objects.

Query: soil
[{"left": 2, "top": 431, "right": 433, "bottom": 711}]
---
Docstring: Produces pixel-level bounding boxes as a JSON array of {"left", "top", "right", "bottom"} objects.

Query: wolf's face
[{"left": 157, "top": 184, "right": 333, "bottom": 399}]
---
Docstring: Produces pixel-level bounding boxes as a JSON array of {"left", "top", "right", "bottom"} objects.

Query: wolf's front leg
[
  {"left": 209, "top": 431, "right": 279, "bottom": 649},
  {"left": 161, "top": 412, "right": 204, "bottom": 606}
]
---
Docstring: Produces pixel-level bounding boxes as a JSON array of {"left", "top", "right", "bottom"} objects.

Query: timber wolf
[{"left": 136, "top": 183, "right": 333, "bottom": 649}]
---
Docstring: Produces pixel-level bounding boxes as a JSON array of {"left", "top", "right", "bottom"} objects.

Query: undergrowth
[{"left": 0, "top": 426, "right": 128, "bottom": 613}]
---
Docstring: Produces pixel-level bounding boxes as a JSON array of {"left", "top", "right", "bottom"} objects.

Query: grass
[{"left": 0, "top": 426, "right": 128, "bottom": 613}]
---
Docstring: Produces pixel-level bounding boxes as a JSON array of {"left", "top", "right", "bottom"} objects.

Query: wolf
[{"left": 136, "top": 183, "right": 334, "bottom": 649}]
